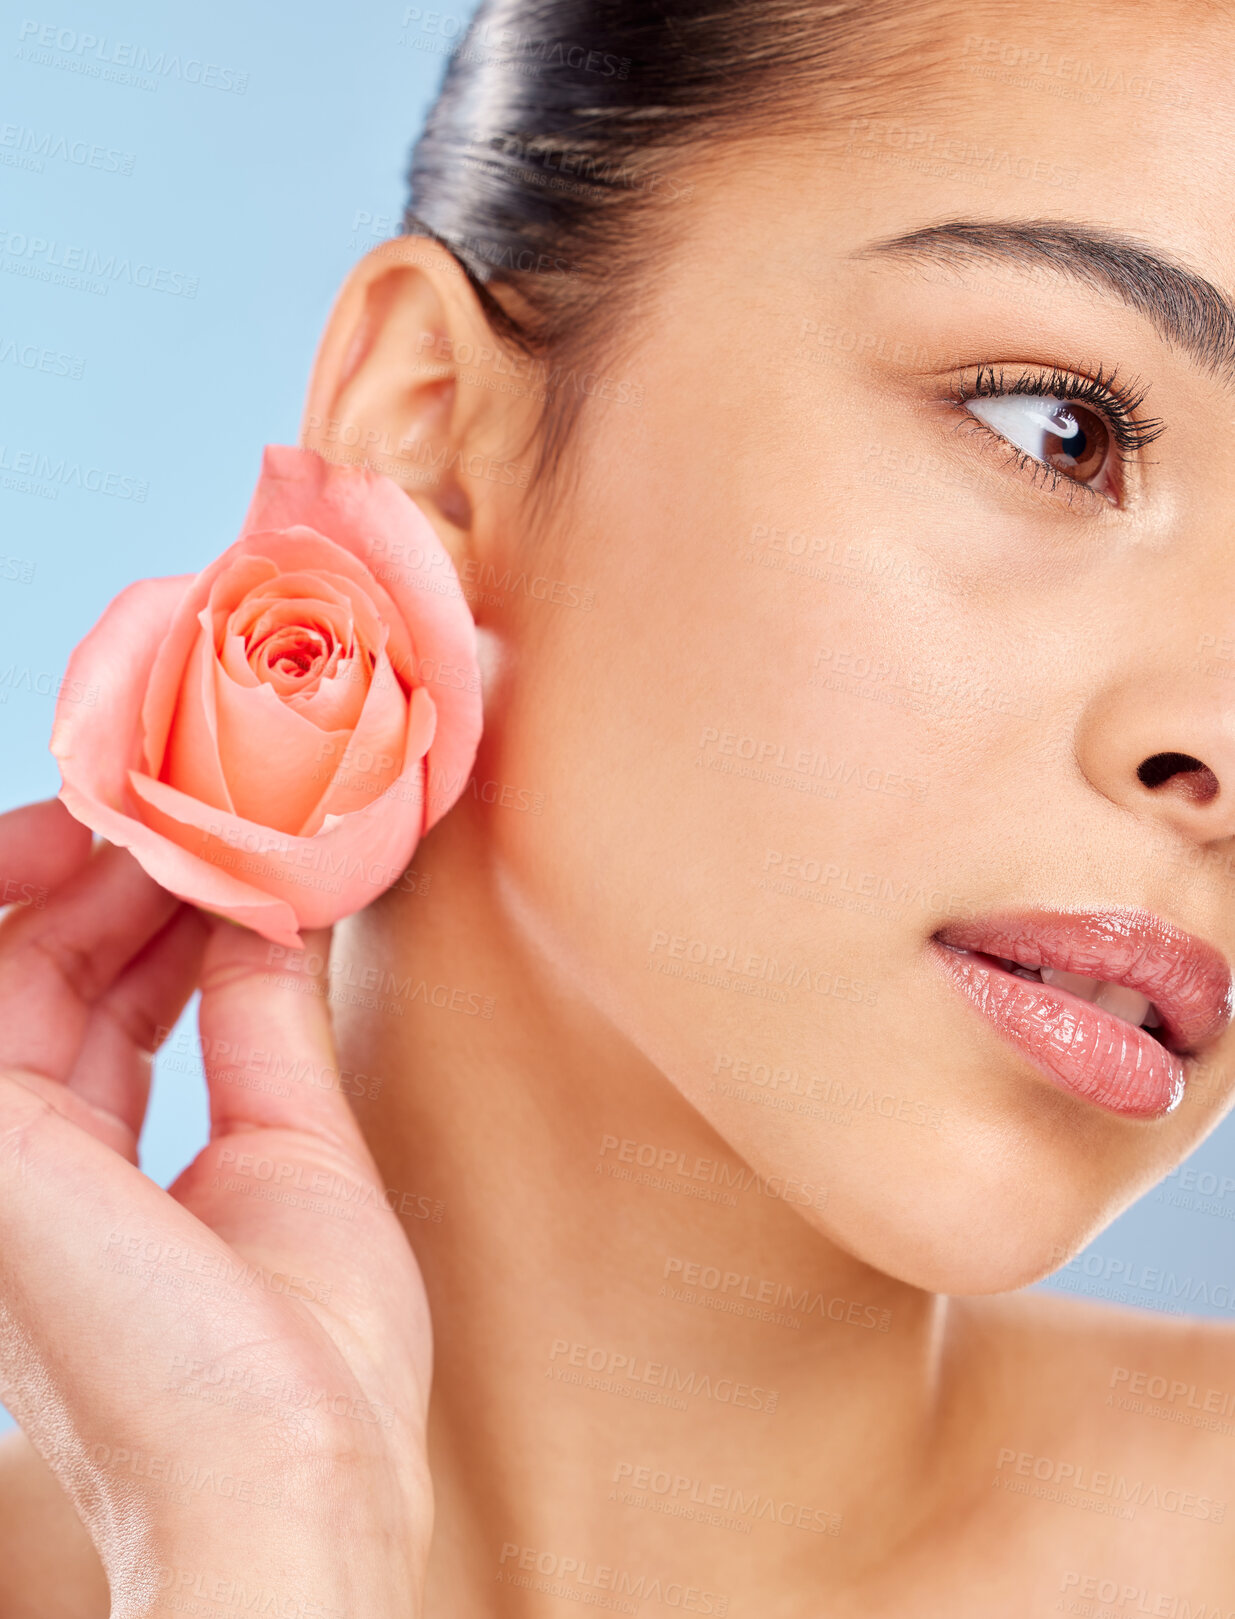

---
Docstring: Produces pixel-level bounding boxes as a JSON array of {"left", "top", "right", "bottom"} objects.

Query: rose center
[{"left": 256, "top": 625, "right": 330, "bottom": 682}]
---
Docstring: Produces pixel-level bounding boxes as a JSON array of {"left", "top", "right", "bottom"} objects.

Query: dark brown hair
[{"left": 402, "top": 0, "right": 953, "bottom": 471}]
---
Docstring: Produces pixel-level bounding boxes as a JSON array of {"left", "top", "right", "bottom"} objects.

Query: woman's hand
[{"left": 0, "top": 799, "right": 433, "bottom": 1618}]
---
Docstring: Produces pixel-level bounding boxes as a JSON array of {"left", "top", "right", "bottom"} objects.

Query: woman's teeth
[{"left": 992, "top": 958, "right": 1161, "bottom": 1030}]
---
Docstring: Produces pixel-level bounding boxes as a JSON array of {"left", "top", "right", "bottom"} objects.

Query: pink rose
[{"left": 50, "top": 445, "right": 483, "bottom": 949}]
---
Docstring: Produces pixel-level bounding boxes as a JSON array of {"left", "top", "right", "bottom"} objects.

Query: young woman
[{"left": 2, "top": 0, "right": 1235, "bottom": 1611}]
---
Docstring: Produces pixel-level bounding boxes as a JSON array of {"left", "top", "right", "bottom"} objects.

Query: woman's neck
[{"left": 331, "top": 803, "right": 961, "bottom": 1609}]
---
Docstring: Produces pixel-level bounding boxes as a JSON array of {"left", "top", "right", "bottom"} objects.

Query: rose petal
[
  {"left": 53, "top": 575, "right": 195, "bottom": 808},
  {"left": 141, "top": 530, "right": 415, "bottom": 778},
  {"left": 251, "top": 623, "right": 333, "bottom": 693},
  {"left": 56, "top": 449, "right": 482, "bottom": 953},
  {"left": 234, "top": 570, "right": 372, "bottom": 641},
  {"left": 228, "top": 579, "right": 374, "bottom": 727},
  {"left": 221, "top": 630, "right": 260, "bottom": 688},
  {"left": 272, "top": 657, "right": 370, "bottom": 733},
  {"left": 241, "top": 448, "right": 483, "bottom": 829},
  {"left": 58, "top": 780, "right": 303, "bottom": 950},
  {"left": 298, "top": 649, "right": 416, "bottom": 835},
  {"left": 205, "top": 554, "right": 281, "bottom": 652},
  {"left": 142, "top": 555, "right": 279, "bottom": 774},
  {"left": 127, "top": 682, "right": 436, "bottom": 929},
  {"left": 227, "top": 581, "right": 349, "bottom": 700},
  {"left": 210, "top": 670, "right": 349, "bottom": 835},
  {"left": 162, "top": 609, "right": 235, "bottom": 814},
  {"left": 235, "top": 532, "right": 415, "bottom": 682},
  {"left": 224, "top": 610, "right": 343, "bottom": 705},
  {"left": 50, "top": 575, "right": 301, "bottom": 945},
  {"left": 233, "top": 583, "right": 353, "bottom": 676}
]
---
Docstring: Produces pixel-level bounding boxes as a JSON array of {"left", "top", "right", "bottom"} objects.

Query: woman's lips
[{"left": 929, "top": 910, "right": 1234, "bottom": 1119}]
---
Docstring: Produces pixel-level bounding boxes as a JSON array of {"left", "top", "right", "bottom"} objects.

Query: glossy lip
[{"left": 929, "top": 909, "right": 1234, "bottom": 1120}]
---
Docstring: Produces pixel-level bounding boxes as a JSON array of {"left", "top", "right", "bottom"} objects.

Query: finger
[
  {"left": 0, "top": 844, "right": 180, "bottom": 1082},
  {"left": 0, "top": 1431, "right": 110, "bottom": 1612},
  {"left": 182, "top": 923, "right": 419, "bottom": 1363},
  {"left": 0, "top": 1070, "right": 303, "bottom": 1506},
  {"left": 197, "top": 922, "right": 372, "bottom": 1157},
  {"left": 66, "top": 905, "right": 211, "bottom": 1156},
  {"left": 0, "top": 799, "right": 93, "bottom": 909}
]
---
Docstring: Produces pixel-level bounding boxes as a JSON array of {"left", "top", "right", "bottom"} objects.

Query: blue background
[{"left": 0, "top": 0, "right": 1232, "bottom": 1435}]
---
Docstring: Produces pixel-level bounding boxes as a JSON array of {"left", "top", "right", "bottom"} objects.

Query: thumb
[{"left": 196, "top": 920, "right": 373, "bottom": 1159}]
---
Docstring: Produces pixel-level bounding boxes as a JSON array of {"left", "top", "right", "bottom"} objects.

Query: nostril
[{"left": 1137, "top": 752, "right": 1220, "bottom": 802}]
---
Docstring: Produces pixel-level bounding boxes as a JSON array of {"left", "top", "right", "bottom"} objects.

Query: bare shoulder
[
  {"left": 956, "top": 1284, "right": 1235, "bottom": 1422},
  {"left": 903, "top": 1292, "right": 1235, "bottom": 1611},
  {"left": 947, "top": 1289, "right": 1235, "bottom": 1550}
]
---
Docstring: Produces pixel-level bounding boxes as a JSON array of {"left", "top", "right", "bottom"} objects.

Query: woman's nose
[{"left": 1076, "top": 670, "right": 1235, "bottom": 843}]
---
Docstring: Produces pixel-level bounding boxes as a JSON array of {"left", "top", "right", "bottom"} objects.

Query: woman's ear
[{"left": 300, "top": 236, "right": 538, "bottom": 554}]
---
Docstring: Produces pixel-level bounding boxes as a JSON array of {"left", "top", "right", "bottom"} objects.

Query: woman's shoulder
[
  {"left": 960, "top": 1283, "right": 1235, "bottom": 1400},
  {"left": 915, "top": 1292, "right": 1235, "bottom": 1604},
  {"left": 951, "top": 1287, "right": 1235, "bottom": 1518}
]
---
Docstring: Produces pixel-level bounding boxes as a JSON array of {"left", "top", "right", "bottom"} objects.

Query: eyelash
[{"left": 947, "top": 363, "right": 1166, "bottom": 505}]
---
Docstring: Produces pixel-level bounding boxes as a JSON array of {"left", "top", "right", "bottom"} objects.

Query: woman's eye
[{"left": 963, "top": 394, "right": 1117, "bottom": 500}]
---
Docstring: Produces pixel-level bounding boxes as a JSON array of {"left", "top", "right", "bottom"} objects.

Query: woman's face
[{"left": 423, "top": 0, "right": 1235, "bottom": 1292}]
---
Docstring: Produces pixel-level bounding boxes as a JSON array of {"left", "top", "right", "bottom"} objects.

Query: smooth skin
[{"left": 5, "top": 1, "right": 1235, "bottom": 1613}]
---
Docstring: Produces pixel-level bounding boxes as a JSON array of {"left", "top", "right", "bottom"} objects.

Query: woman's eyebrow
[{"left": 855, "top": 218, "right": 1235, "bottom": 386}]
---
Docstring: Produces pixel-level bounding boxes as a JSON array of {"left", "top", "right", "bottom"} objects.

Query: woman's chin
[
  {"left": 813, "top": 1175, "right": 1130, "bottom": 1299},
  {"left": 864, "top": 1232, "right": 1087, "bottom": 1299}
]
